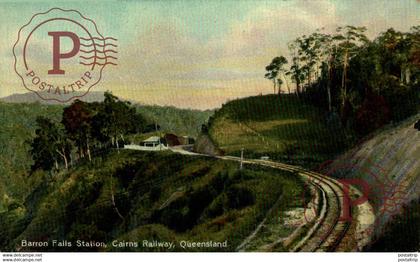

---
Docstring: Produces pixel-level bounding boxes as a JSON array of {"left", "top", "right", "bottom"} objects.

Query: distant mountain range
[{"left": 0, "top": 91, "right": 106, "bottom": 104}]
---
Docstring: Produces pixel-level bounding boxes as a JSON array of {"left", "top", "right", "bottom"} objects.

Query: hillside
[
  {"left": 0, "top": 150, "right": 306, "bottom": 252},
  {"left": 206, "top": 93, "right": 419, "bottom": 251},
  {"left": 0, "top": 101, "right": 212, "bottom": 212},
  {"left": 0, "top": 91, "right": 213, "bottom": 137},
  {"left": 0, "top": 102, "right": 63, "bottom": 211},
  {"left": 324, "top": 113, "right": 419, "bottom": 209},
  {"left": 320, "top": 114, "right": 420, "bottom": 251},
  {"left": 208, "top": 94, "right": 355, "bottom": 167},
  {"left": 136, "top": 105, "right": 213, "bottom": 137}
]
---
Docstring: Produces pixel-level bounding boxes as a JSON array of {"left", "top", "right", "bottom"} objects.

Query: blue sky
[{"left": 1, "top": 0, "right": 419, "bottom": 109}]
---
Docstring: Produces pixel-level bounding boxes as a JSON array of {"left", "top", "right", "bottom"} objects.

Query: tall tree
[
  {"left": 409, "top": 26, "right": 420, "bottom": 70},
  {"left": 315, "top": 32, "right": 338, "bottom": 112},
  {"left": 374, "top": 28, "right": 413, "bottom": 84},
  {"left": 30, "top": 117, "right": 72, "bottom": 171},
  {"left": 287, "top": 42, "right": 305, "bottom": 96},
  {"left": 62, "top": 100, "right": 94, "bottom": 161},
  {"left": 335, "top": 26, "right": 369, "bottom": 107},
  {"left": 265, "top": 56, "right": 288, "bottom": 94},
  {"left": 93, "top": 92, "right": 145, "bottom": 149},
  {"left": 295, "top": 34, "right": 323, "bottom": 87}
]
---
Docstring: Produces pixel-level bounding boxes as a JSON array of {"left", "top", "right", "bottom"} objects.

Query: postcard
[{"left": 0, "top": 0, "right": 419, "bottom": 259}]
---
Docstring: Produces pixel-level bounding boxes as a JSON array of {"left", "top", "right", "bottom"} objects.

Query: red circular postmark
[
  {"left": 315, "top": 157, "right": 410, "bottom": 247},
  {"left": 285, "top": 156, "right": 410, "bottom": 250},
  {"left": 13, "top": 8, "right": 117, "bottom": 103}
]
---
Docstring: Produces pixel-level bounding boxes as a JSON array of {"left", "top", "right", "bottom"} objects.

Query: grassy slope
[
  {"left": 0, "top": 102, "right": 211, "bottom": 211},
  {"left": 209, "top": 94, "right": 355, "bottom": 167},
  {"left": 137, "top": 105, "right": 213, "bottom": 137},
  {"left": 208, "top": 94, "right": 419, "bottom": 251},
  {"left": 0, "top": 150, "right": 306, "bottom": 252},
  {"left": 0, "top": 102, "right": 63, "bottom": 210}
]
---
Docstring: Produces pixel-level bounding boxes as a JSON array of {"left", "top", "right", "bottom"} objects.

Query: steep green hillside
[
  {"left": 0, "top": 150, "right": 306, "bottom": 252},
  {"left": 0, "top": 102, "right": 63, "bottom": 210},
  {"left": 137, "top": 105, "right": 213, "bottom": 137},
  {"left": 0, "top": 102, "right": 211, "bottom": 211},
  {"left": 208, "top": 94, "right": 355, "bottom": 167}
]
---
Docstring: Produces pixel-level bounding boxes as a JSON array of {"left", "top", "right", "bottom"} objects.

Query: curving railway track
[
  {"left": 163, "top": 147, "right": 375, "bottom": 251},
  {"left": 205, "top": 117, "right": 376, "bottom": 251},
  {"left": 218, "top": 156, "right": 374, "bottom": 252}
]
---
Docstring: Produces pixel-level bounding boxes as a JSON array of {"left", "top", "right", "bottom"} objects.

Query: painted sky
[{"left": 1, "top": 0, "right": 419, "bottom": 109}]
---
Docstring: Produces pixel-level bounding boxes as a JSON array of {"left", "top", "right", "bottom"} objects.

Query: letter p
[
  {"left": 48, "top": 31, "right": 80, "bottom": 75},
  {"left": 339, "top": 179, "right": 370, "bottom": 222}
]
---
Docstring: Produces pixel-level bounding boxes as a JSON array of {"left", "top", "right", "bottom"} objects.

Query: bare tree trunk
[
  {"left": 273, "top": 79, "right": 276, "bottom": 94},
  {"left": 296, "top": 79, "right": 301, "bottom": 97},
  {"left": 63, "top": 153, "right": 68, "bottom": 170},
  {"left": 86, "top": 140, "right": 92, "bottom": 162},
  {"left": 282, "top": 72, "right": 291, "bottom": 94},
  {"left": 327, "top": 59, "right": 333, "bottom": 112},
  {"left": 341, "top": 50, "right": 348, "bottom": 106},
  {"left": 401, "top": 66, "right": 411, "bottom": 84},
  {"left": 406, "top": 67, "right": 411, "bottom": 84},
  {"left": 327, "top": 82, "right": 332, "bottom": 112},
  {"left": 401, "top": 68, "right": 404, "bottom": 83},
  {"left": 116, "top": 136, "right": 120, "bottom": 153},
  {"left": 79, "top": 147, "right": 84, "bottom": 159},
  {"left": 56, "top": 148, "right": 68, "bottom": 169}
]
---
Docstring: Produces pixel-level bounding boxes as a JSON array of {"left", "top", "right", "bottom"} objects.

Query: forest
[
  {"left": 265, "top": 26, "right": 420, "bottom": 135},
  {"left": 29, "top": 92, "right": 146, "bottom": 172}
]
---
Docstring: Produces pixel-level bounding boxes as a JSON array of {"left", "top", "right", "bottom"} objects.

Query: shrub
[
  {"left": 226, "top": 186, "right": 255, "bottom": 209},
  {"left": 191, "top": 166, "right": 211, "bottom": 178},
  {"left": 380, "top": 84, "right": 418, "bottom": 122},
  {"left": 7, "top": 202, "right": 21, "bottom": 211},
  {"left": 209, "top": 171, "right": 229, "bottom": 192},
  {"left": 158, "top": 208, "right": 185, "bottom": 232},
  {"left": 188, "top": 187, "right": 215, "bottom": 218},
  {"left": 115, "top": 161, "right": 140, "bottom": 188},
  {"left": 354, "top": 92, "right": 390, "bottom": 135},
  {"left": 415, "top": 119, "right": 420, "bottom": 131},
  {"left": 149, "top": 186, "right": 162, "bottom": 202},
  {"left": 202, "top": 195, "right": 226, "bottom": 219},
  {"left": 231, "top": 169, "right": 253, "bottom": 182}
]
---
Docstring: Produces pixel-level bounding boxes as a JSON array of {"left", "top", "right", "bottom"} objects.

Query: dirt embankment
[
  {"left": 193, "top": 134, "right": 224, "bottom": 156},
  {"left": 324, "top": 114, "right": 420, "bottom": 234}
]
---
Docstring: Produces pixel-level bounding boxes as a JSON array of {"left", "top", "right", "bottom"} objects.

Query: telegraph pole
[
  {"left": 155, "top": 119, "right": 162, "bottom": 151},
  {"left": 240, "top": 148, "right": 244, "bottom": 170}
]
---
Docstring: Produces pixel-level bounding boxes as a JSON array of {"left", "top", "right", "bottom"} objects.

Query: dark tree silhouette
[
  {"left": 265, "top": 56, "right": 288, "bottom": 94},
  {"left": 30, "top": 116, "right": 72, "bottom": 171},
  {"left": 415, "top": 119, "right": 420, "bottom": 131}
]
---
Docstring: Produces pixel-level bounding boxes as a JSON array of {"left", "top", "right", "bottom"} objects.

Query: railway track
[
  {"left": 220, "top": 156, "right": 357, "bottom": 252},
  {"left": 165, "top": 148, "right": 373, "bottom": 252}
]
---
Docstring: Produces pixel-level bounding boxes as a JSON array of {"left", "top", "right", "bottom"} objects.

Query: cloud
[
  {"left": 101, "top": 1, "right": 343, "bottom": 108},
  {"left": 1, "top": 0, "right": 420, "bottom": 108}
]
